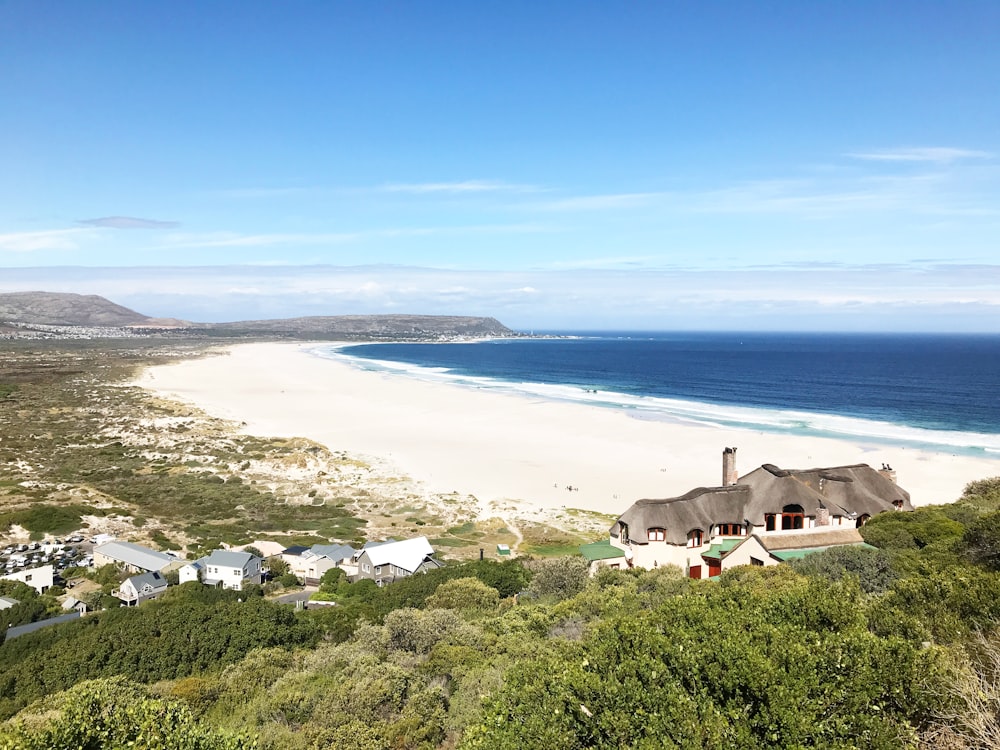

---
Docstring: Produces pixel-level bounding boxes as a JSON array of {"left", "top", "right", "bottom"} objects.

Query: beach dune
[{"left": 137, "top": 343, "right": 1000, "bottom": 514}]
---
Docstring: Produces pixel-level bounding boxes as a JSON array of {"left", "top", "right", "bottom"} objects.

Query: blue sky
[{"left": 1, "top": 2, "right": 998, "bottom": 331}]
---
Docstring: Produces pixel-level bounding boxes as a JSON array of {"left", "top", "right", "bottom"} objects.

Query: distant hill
[
  {"left": 0, "top": 291, "right": 515, "bottom": 339},
  {"left": 207, "top": 314, "right": 513, "bottom": 338},
  {"left": 0, "top": 292, "right": 175, "bottom": 327}
]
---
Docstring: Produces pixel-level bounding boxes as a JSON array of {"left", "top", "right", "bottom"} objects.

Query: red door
[
  {"left": 707, "top": 560, "right": 722, "bottom": 577},
  {"left": 688, "top": 565, "right": 702, "bottom": 579}
]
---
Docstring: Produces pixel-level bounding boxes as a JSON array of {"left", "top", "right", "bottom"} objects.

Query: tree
[
  {"left": 788, "top": 545, "right": 897, "bottom": 593},
  {"left": 963, "top": 511, "right": 1000, "bottom": 570},
  {"left": 425, "top": 577, "right": 500, "bottom": 614},
  {"left": 0, "top": 676, "right": 254, "bottom": 749},
  {"left": 527, "top": 556, "right": 589, "bottom": 600}
]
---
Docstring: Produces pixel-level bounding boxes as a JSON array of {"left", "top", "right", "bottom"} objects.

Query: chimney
[
  {"left": 815, "top": 505, "right": 830, "bottom": 526},
  {"left": 722, "top": 447, "right": 738, "bottom": 486},
  {"left": 878, "top": 463, "right": 897, "bottom": 484}
]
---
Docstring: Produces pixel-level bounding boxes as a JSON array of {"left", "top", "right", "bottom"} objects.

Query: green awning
[
  {"left": 701, "top": 538, "right": 745, "bottom": 560},
  {"left": 579, "top": 539, "right": 627, "bottom": 562}
]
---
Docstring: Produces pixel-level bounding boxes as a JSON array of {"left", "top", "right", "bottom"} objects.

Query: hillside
[
  {"left": 207, "top": 314, "right": 513, "bottom": 338},
  {"left": 0, "top": 292, "right": 158, "bottom": 327},
  {"left": 0, "top": 292, "right": 516, "bottom": 339}
]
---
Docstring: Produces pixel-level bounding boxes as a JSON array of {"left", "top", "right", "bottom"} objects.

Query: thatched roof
[{"left": 612, "top": 463, "right": 910, "bottom": 546}]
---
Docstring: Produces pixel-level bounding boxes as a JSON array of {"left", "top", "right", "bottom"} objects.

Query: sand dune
[{"left": 136, "top": 342, "right": 1000, "bottom": 514}]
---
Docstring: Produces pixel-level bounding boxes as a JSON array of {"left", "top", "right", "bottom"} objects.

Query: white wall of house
[
  {"left": 1, "top": 564, "right": 53, "bottom": 593},
  {"left": 179, "top": 564, "right": 201, "bottom": 585},
  {"left": 721, "top": 537, "right": 777, "bottom": 570}
]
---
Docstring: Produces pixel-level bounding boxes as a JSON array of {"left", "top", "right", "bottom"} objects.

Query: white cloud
[
  {"left": 2, "top": 262, "right": 998, "bottom": 332},
  {"left": 78, "top": 216, "right": 179, "bottom": 229},
  {"left": 847, "top": 147, "right": 994, "bottom": 163},
  {"left": 0, "top": 229, "right": 93, "bottom": 253}
]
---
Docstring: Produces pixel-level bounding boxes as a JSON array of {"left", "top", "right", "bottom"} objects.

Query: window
[
  {"left": 375, "top": 566, "right": 382, "bottom": 575},
  {"left": 619, "top": 522, "right": 630, "bottom": 544},
  {"left": 893, "top": 499, "right": 904, "bottom": 509},
  {"left": 856, "top": 514, "right": 872, "bottom": 528},
  {"left": 687, "top": 529, "right": 704, "bottom": 548},
  {"left": 715, "top": 523, "right": 743, "bottom": 536},
  {"left": 647, "top": 527, "right": 666, "bottom": 541},
  {"left": 362, "top": 563, "right": 370, "bottom": 573},
  {"left": 781, "top": 505, "right": 805, "bottom": 530},
  {"left": 750, "top": 557, "right": 764, "bottom": 566},
  {"left": 765, "top": 514, "right": 776, "bottom": 531}
]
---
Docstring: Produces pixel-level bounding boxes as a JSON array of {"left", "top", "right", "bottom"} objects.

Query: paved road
[{"left": 274, "top": 586, "right": 317, "bottom": 606}]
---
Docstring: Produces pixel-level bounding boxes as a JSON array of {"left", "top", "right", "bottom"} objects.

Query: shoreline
[{"left": 135, "top": 342, "right": 1000, "bottom": 514}]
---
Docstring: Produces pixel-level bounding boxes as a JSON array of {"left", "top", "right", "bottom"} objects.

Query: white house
[
  {"left": 0, "top": 595, "right": 19, "bottom": 610},
  {"left": 93, "top": 541, "right": 178, "bottom": 574},
  {"left": 181, "top": 550, "right": 262, "bottom": 591},
  {"left": 1, "top": 564, "right": 54, "bottom": 593},
  {"left": 607, "top": 450, "right": 910, "bottom": 579},
  {"left": 113, "top": 571, "right": 169, "bottom": 606},
  {"left": 354, "top": 537, "right": 442, "bottom": 586},
  {"left": 283, "top": 543, "right": 356, "bottom": 584}
]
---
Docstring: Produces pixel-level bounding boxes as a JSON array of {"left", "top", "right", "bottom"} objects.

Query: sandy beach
[{"left": 136, "top": 342, "right": 1000, "bottom": 515}]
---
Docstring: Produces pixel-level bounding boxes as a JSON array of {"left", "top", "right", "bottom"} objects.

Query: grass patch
[
  {"left": 430, "top": 537, "right": 478, "bottom": 547},
  {"left": 0, "top": 504, "right": 91, "bottom": 535}
]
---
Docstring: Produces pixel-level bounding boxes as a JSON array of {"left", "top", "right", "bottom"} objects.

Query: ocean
[{"left": 317, "top": 332, "right": 1000, "bottom": 456}]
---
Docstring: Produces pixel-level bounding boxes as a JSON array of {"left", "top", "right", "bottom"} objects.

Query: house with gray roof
[
  {"left": 0, "top": 595, "right": 20, "bottom": 610},
  {"left": 354, "top": 536, "right": 441, "bottom": 586},
  {"left": 180, "top": 549, "right": 262, "bottom": 591},
  {"left": 93, "top": 541, "right": 178, "bottom": 574},
  {"left": 113, "top": 571, "right": 168, "bottom": 606},
  {"left": 283, "top": 543, "right": 357, "bottom": 585},
  {"left": 608, "top": 449, "right": 911, "bottom": 579},
  {"left": 3, "top": 612, "right": 81, "bottom": 642}
]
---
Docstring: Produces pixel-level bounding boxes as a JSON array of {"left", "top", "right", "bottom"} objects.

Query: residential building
[
  {"left": 93, "top": 541, "right": 178, "bottom": 574},
  {"left": 354, "top": 537, "right": 442, "bottom": 586},
  {"left": 3, "top": 612, "right": 81, "bottom": 642},
  {"left": 1, "top": 564, "right": 53, "bottom": 593},
  {"left": 606, "top": 449, "right": 911, "bottom": 578},
  {"left": 180, "top": 550, "right": 262, "bottom": 591},
  {"left": 113, "top": 571, "right": 168, "bottom": 606},
  {"left": 283, "top": 543, "right": 356, "bottom": 584},
  {"left": 61, "top": 596, "right": 88, "bottom": 615}
]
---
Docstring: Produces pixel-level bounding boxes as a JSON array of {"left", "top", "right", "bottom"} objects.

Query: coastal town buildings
[
  {"left": 354, "top": 537, "right": 442, "bottom": 586},
  {"left": 1, "top": 563, "right": 53, "bottom": 593},
  {"left": 592, "top": 448, "right": 911, "bottom": 578},
  {"left": 93, "top": 541, "right": 179, "bottom": 575},
  {"left": 180, "top": 549, "right": 263, "bottom": 591},
  {"left": 282, "top": 543, "right": 356, "bottom": 585},
  {"left": 113, "top": 571, "right": 169, "bottom": 606}
]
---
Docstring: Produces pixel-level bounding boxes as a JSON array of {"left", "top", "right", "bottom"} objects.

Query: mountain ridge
[{"left": 0, "top": 291, "right": 515, "bottom": 339}]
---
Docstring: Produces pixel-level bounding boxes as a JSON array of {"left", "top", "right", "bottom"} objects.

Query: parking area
[{"left": 1, "top": 536, "right": 94, "bottom": 581}]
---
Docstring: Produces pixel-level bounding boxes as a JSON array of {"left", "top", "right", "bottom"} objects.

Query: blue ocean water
[{"left": 317, "top": 333, "right": 1000, "bottom": 455}]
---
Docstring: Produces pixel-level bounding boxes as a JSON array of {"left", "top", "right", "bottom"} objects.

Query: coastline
[{"left": 135, "top": 342, "right": 1000, "bottom": 514}]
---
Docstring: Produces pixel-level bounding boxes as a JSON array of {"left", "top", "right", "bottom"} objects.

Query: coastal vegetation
[
  {"left": 0, "top": 341, "right": 598, "bottom": 555},
  {"left": 4, "top": 504, "right": 1000, "bottom": 748},
  {"left": 4, "top": 341, "right": 1000, "bottom": 747}
]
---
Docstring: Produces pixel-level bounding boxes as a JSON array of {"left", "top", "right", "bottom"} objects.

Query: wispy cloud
[
  {"left": 2, "top": 262, "right": 998, "bottom": 331},
  {"left": 0, "top": 229, "right": 93, "bottom": 253},
  {"left": 159, "top": 224, "right": 551, "bottom": 250},
  {"left": 381, "top": 180, "right": 540, "bottom": 194},
  {"left": 847, "top": 147, "right": 994, "bottom": 163},
  {"left": 78, "top": 216, "right": 180, "bottom": 229}
]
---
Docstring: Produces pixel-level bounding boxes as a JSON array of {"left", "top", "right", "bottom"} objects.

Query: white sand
[{"left": 136, "top": 342, "right": 1000, "bottom": 513}]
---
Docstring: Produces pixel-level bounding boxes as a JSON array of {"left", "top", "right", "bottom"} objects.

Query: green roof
[
  {"left": 579, "top": 539, "right": 626, "bottom": 562},
  {"left": 771, "top": 542, "right": 876, "bottom": 562},
  {"left": 701, "top": 538, "right": 745, "bottom": 560}
]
